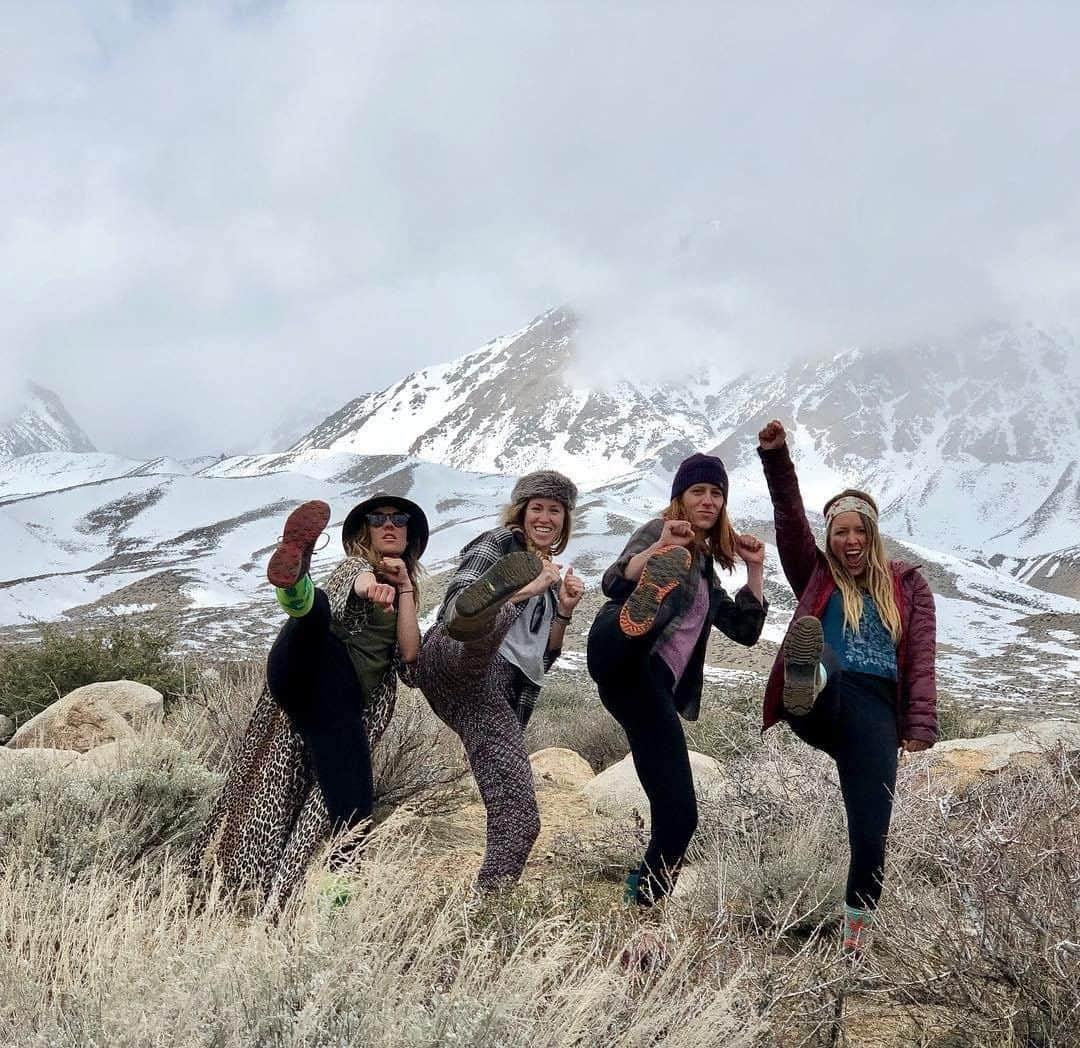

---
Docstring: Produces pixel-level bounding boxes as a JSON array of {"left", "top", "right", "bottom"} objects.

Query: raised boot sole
[
  {"left": 446, "top": 550, "right": 544, "bottom": 641},
  {"left": 267, "top": 500, "right": 331, "bottom": 588},
  {"left": 618, "top": 545, "right": 692, "bottom": 639},
  {"left": 782, "top": 615, "right": 824, "bottom": 717}
]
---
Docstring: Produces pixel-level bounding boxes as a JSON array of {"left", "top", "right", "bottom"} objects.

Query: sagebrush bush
[
  {"left": 936, "top": 690, "right": 1014, "bottom": 741},
  {"left": 0, "top": 618, "right": 188, "bottom": 724},
  {"left": 0, "top": 738, "right": 220, "bottom": 880},
  {"left": 371, "top": 689, "right": 470, "bottom": 816},
  {"left": 525, "top": 672, "right": 629, "bottom": 772}
]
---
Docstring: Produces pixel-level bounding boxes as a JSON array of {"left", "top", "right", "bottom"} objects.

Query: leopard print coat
[{"left": 190, "top": 556, "right": 414, "bottom": 914}]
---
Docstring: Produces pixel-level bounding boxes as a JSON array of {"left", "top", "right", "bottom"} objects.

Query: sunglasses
[{"left": 366, "top": 512, "right": 410, "bottom": 529}]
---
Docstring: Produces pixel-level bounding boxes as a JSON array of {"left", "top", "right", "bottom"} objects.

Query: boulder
[
  {"left": 0, "top": 714, "right": 14, "bottom": 744},
  {"left": 582, "top": 750, "right": 728, "bottom": 820},
  {"left": 6, "top": 683, "right": 146, "bottom": 752},
  {"left": 929, "top": 719, "right": 1080, "bottom": 788},
  {"left": 77, "top": 740, "right": 136, "bottom": 773},
  {"left": 67, "top": 680, "right": 164, "bottom": 729},
  {"left": 0, "top": 746, "right": 81, "bottom": 773},
  {"left": 530, "top": 747, "right": 595, "bottom": 788}
]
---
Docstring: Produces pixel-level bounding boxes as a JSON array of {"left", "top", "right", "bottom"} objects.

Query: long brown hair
[
  {"left": 823, "top": 488, "right": 901, "bottom": 644},
  {"left": 500, "top": 499, "right": 573, "bottom": 557},
  {"left": 662, "top": 497, "right": 738, "bottom": 571},
  {"left": 343, "top": 523, "right": 423, "bottom": 602}
]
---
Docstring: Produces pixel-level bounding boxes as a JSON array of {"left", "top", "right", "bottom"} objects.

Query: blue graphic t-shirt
[{"left": 821, "top": 590, "right": 898, "bottom": 681}]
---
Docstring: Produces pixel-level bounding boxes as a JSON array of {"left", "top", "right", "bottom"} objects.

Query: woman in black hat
[
  {"left": 191, "top": 494, "right": 427, "bottom": 912},
  {"left": 586, "top": 453, "right": 767, "bottom": 906},
  {"left": 415, "top": 469, "right": 585, "bottom": 891}
]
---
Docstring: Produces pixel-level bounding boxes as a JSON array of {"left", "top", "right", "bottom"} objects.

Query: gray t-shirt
[{"left": 498, "top": 593, "right": 554, "bottom": 686}]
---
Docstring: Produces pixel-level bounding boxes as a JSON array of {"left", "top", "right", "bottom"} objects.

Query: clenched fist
[
  {"left": 735, "top": 533, "right": 765, "bottom": 567},
  {"left": 758, "top": 419, "right": 787, "bottom": 450},
  {"left": 659, "top": 519, "right": 695, "bottom": 548}
]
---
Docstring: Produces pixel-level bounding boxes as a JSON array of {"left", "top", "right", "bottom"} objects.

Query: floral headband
[{"left": 826, "top": 495, "right": 878, "bottom": 524}]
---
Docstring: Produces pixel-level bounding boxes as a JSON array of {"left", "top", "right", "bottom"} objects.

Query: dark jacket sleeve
[
  {"left": 710, "top": 581, "right": 768, "bottom": 647},
  {"left": 901, "top": 571, "right": 938, "bottom": 745},
  {"left": 601, "top": 518, "right": 665, "bottom": 603},
  {"left": 758, "top": 443, "right": 821, "bottom": 599}
]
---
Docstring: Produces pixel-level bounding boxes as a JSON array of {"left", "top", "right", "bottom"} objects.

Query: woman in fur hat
[
  {"left": 415, "top": 470, "right": 585, "bottom": 891},
  {"left": 757, "top": 419, "right": 936, "bottom": 955},
  {"left": 192, "top": 494, "right": 426, "bottom": 912},
  {"left": 587, "top": 452, "right": 768, "bottom": 906}
]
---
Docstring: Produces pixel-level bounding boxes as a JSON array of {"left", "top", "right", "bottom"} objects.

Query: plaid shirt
[{"left": 436, "top": 526, "right": 562, "bottom": 726}]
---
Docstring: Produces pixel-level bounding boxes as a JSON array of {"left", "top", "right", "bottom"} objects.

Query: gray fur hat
[{"left": 510, "top": 470, "right": 578, "bottom": 511}]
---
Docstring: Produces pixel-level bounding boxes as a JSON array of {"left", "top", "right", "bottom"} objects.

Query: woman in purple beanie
[{"left": 586, "top": 452, "right": 768, "bottom": 906}]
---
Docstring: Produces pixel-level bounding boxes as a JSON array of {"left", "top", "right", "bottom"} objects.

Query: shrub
[
  {"left": 524, "top": 671, "right": 629, "bottom": 772},
  {"left": 882, "top": 748, "right": 1080, "bottom": 1045},
  {"left": 936, "top": 691, "right": 1013, "bottom": 741},
  {"left": 371, "top": 690, "right": 470, "bottom": 817},
  {"left": 0, "top": 618, "right": 187, "bottom": 725},
  {"left": 0, "top": 739, "right": 221, "bottom": 880}
]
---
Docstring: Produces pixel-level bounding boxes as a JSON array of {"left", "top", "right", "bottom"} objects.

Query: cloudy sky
[{"left": 4, "top": 2, "right": 1080, "bottom": 457}]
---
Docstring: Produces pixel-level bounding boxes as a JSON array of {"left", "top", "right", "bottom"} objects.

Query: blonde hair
[
  {"left": 662, "top": 497, "right": 737, "bottom": 571},
  {"left": 500, "top": 499, "right": 572, "bottom": 557},
  {"left": 823, "top": 488, "right": 901, "bottom": 644},
  {"left": 343, "top": 524, "right": 423, "bottom": 601}
]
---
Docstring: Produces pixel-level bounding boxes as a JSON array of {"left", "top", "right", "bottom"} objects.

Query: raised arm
[
  {"left": 710, "top": 533, "right": 768, "bottom": 645},
  {"left": 757, "top": 419, "right": 821, "bottom": 599}
]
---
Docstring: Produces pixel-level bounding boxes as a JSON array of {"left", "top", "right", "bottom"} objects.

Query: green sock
[
  {"left": 843, "top": 904, "right": 873, "bottom": 950},
  {"left": 275, "top": 575, "right": 314, "bottom": 617}
]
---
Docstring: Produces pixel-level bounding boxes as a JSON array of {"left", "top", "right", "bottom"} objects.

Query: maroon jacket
[{"left": 759, "top": 444, "right": 938, "bottom": 745}]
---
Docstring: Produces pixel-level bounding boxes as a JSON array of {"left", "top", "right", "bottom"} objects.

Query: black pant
[
  {"left": 266, "top": 589, "right": 374, "bottom": 832},
  {"left": 588, "top": 602, "right": 698, "bottom": 905},
  {"left": 785, "top": 662, "right": 898, "bottom": 910}
]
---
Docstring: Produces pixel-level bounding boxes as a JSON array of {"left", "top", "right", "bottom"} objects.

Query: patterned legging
[{"left": 416, "top": 607, "right": 541, "bottom": 889}]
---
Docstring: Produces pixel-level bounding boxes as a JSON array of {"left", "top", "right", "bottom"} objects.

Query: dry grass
[{"left": 1, "top": 668, "right": 1076, "bottom": 1047}]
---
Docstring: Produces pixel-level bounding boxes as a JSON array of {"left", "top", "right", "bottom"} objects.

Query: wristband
[
  {"left": 554, "top": 611, "right": 572, "bottom": 624},
  {"left": 398, "top": 588, "right": 414, "bottom": 596}
]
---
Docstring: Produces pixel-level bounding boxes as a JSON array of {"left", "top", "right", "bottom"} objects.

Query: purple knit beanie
[{"left": 670, "top": 453, "right": 729, "bottom": 502}]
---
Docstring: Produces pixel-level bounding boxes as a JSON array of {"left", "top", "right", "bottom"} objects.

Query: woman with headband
[{"left": 757, "top": 419, "right": 937, "bottom": 955}]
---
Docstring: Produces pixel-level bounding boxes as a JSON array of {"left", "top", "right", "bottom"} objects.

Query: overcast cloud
[{"left": 3, "top": 1, "right": 1080, "bottom": 457}]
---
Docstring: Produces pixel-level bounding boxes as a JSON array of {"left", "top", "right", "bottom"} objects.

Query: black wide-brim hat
[{"left": 341, "top": 493, "right": 430, "bottom": 558}]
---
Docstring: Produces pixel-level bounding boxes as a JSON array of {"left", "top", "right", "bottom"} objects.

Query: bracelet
[
  {"left": 554, "top": 611, "right": 572, "bottom": 624},
  {"left": 398, "top": 588, "right": 414, "bottom": 596}
]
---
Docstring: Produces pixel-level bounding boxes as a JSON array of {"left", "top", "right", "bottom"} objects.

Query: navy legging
[
  {"left": 588, "top": 602, "right": 698, "bottom": 905},
  {"left": 785, "top": 665, "right": 899, "bottom": 910},
  {"left": 266, "top": 589, "right": 374, "bottom": 831}
]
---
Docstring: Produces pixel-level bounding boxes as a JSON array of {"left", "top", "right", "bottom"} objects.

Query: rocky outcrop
[
  {"left": 6, "top": 680, "right": 163, "bottom": 752},
  {"left": 928, "top": 718, "right": 1080, "bottom": 789},
  {"left": 582, "top": 750, "right": 728, "bottom": 820},
  {"left": 529, "top": 747, "right": 595, "bottom": 788}
]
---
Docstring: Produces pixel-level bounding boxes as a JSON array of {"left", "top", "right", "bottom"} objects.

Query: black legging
[
  {"left": 785, "top": 662, "right": 899, "bottom": 910},
  {"left": 266, "top": 589, "right": 374, "bottom": 832},
  {"left": 587, "top": 602, "right": 698, "bottom": 905}
]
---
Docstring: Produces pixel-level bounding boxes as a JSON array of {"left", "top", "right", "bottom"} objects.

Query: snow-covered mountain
[
  {"left": 2, "top": 312, "right": 1078, "bottom": 716},
  {"left": 290, "top": 309, "right": 717, "bottom": 481},
  {"left": 290, "top": 311, "right": 1080, "bottom": 597},
  {"left": 0, "top": 383, "right": 96, "bottom": 458}
]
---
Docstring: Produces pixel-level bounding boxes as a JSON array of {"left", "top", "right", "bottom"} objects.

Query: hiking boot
[
  {"left": 267, "top": 500, "right": 331, "bottom": 588},
  {"left": 618, "top": 545, "right": 692, "bottom": 638},
  {"left": 445, "top": 550, "right": 544, "bottom": 641},
  {"left": 782, "top": 615, "right": 825, "bottom": 716}
]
